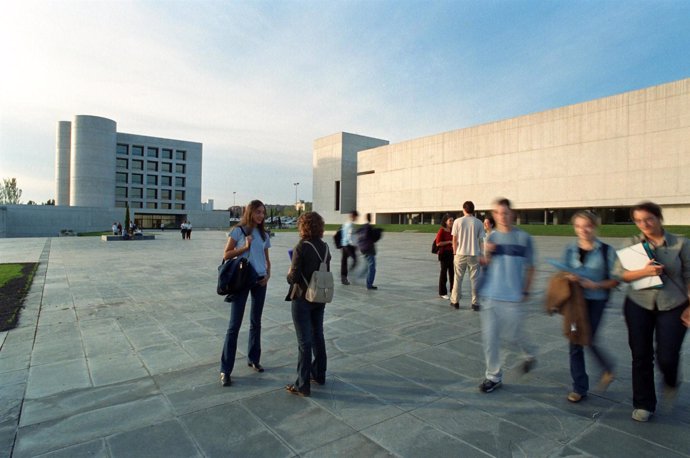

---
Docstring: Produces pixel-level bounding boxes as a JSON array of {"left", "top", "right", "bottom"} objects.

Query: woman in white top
[{"left": 219, "top": 200, "right": 272, "bottom": 386}]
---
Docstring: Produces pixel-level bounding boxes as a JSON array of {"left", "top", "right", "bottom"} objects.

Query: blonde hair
[{"left": 571, "top": 210, "right": 599, "bottom": 227}]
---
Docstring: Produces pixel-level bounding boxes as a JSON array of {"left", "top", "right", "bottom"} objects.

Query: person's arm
[
  {"left": 621, "top": 260, "right": 663, "bottom": 283},
  {"left": 287, "top": 243, "right": 302, "bottom": 285},
  {"left": 523, "top": 266, "right": 535, "bottom": 300},
  {"left": 223, "top": 231, "right": 252, "bottom": 260},
  {"left": 259, "top": 247, "right": 271, "bottom": 286},
  {"left": 452, "top": 234, "right": 458, "bottom": 254}
]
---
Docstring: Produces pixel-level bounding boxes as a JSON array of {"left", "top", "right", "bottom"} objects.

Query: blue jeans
[
  {"left": 220, "top": 280, "right": 267, "bottom": 374},
  {"left": 364, "top": 253, "right": 376, "bottom": 288},
  {"left": 569, "top": 299, "right": 614, "bottom": 395},
  {"left": 291, "top": 297, "right": 327, "bottom": 392}
]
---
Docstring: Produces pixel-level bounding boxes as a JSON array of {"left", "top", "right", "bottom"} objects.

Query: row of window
[
  {"left": 117, "top": 144, "right": 187, "bottom": 161},
  {"left": 116, "top": 173, "right": 185, "bottom": 187},
  {"left": 115, "top": 201, "right": 185, "bottom": 210},
  {"left": 116, "top": 158, "right": 185, "bottom": 174},
  {"left": 116, "top": 187, "right": 185, "bottom": 201}
]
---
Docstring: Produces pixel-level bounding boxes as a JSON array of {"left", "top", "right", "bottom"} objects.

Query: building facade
[
  {"left": 56, "top": 115, "right": 203, "bottom": 229},
  {"left": 314, "top": 78, "right": 690, "bottom": 225}
]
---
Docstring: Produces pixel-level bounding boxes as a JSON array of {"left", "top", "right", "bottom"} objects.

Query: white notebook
[{"left": 616, "top": 243, "right": 663, "bottom": 290}]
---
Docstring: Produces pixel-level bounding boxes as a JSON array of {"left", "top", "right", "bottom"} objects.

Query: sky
[{"left": 1, "top": 0, "right": 690, "bottom": 209}]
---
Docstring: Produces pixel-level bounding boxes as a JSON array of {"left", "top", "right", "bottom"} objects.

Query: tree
[
  {"left": 0, "top": 178, "right": 22, "bottom": 204},
  {"left": 27, "top": 200, "right": 37, "bottom": 205},
  {"left": 43, "top": 199, "right": 55, "bottom": 206},
  {"left": 124, "top": 201, "right": 131, "bottom": 232}
]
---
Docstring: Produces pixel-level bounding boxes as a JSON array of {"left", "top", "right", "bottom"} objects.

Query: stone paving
[{"left": 0, "top": 230, "right": 688, "bottom": 457}]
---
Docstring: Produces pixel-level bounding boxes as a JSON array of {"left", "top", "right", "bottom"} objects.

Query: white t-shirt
[{"left": 451, "top": 215, "right": 485, "bottom": 256}]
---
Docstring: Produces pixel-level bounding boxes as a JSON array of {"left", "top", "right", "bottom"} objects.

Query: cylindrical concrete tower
[
  {"left": 69, "top": 115, "right": 117, "bottom": 207},
  {"left": 55, "top": 121, "right": 72, "bottom": 206}
]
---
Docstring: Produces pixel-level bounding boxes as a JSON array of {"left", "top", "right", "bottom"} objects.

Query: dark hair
[
  {"left": 441, "top": 213, "right": 453, "bottom": 228},
  {"left": 493, "top": 197, "right": 512, "bottom": 209},
  {"left": 237, "top": 199, "right": 267, "bottom": 240},
  {"left": 483, "top": 214, "right": 495, "bottom": 228},
  {"left": 463, "top": 201, "right": 475, "bottom": 214},
  {"left": 298, "top": 212, "right": 324, "bottom": 239},
  {"left": 366, "top": 213, "right": 372, "bottom": 223},
  {"left": 350, "top": 210, "right": 359, "bottom": 218},
  {"left": 630, "top": 201, "right": 663, "bottom": 222},
  {"left": 571, "top": 210, "right": 599, "bottom": 227}
]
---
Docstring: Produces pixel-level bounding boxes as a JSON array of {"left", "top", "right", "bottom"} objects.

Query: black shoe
[
  {"left": 450, "top": 303, "right": 460, "bottom": 309},
  {"left": 310, "top": 378, "right": 325, "bottom": 385},
  {"left": 367, "top": 286, "right": 378, "bottom": 290},
  {"left": 471, "top": 304, "right": 481, "bottom": 312},
  {"left": 479, "top": 379, "right": 501, "bottom": 393},
  {"left": 341, "top": 278, "right": 351, "bottom": 285},
  {"left": 248, "top": 362, "right": 264, "bottom": 372},
  {"left": 522, "top": 358, "right": 536, "bottom": 374},
  {"left": 220, "top": 372, "right": 231, "bottom": 387},
  {"left": 285, "top": 384, "right": 310, "bottom": 397}
]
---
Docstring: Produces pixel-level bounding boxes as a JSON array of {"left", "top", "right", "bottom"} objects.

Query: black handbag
[{"left": 217, "top": 256, "right": 252, "bottom": 295}]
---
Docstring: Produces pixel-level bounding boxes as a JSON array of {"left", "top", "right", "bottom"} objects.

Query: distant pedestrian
[
  {"left": 613, "top": 201, "right": 690, "bottom": 422},
  {"left": 112, "top": 222, "right": 118, "bottom": 235},
  {"left": 186, "top": 220, "right": 192, "bottom": 239},
  {"left": 117, "top": 222, "right": 122, "bottom": 235},
  {"left": 340, "top": 210, "right": 359, "bottom": 285},
  {"left": 285, "top": 212, "right": 331, "bottom": 396},
  {"left": 180, "top": 221, "right": 187, "bottom": 240},
  {"left": 450, "top": 201, "right": 485, "bottom": 311},
  {"left": 357, "top": 213, "right": 382, "bottom": 290},
  {"left": 478, "top": 197, "right": 537, "bottom": 393},
  {"left": 435, "top": 214, "right": 454, "bottom": 299}
]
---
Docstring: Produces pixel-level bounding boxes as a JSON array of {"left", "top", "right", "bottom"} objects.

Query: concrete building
[
  {"left": 314, "top": 78, "right": 690, "bottom": 225},
  {"left": 1, "top": 115, "right": 228, "bottom": 237}
]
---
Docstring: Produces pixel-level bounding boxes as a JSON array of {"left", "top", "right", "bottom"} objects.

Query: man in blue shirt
[
  {"left": 340, "top": 210, "right": 359, "bottom": 285},
  {"left": 478, "top": 198, "right": 537, "bottom": 393}
]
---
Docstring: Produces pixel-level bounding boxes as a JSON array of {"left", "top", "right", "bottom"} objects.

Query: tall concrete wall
[
  {"left": 55, "top": 121, "right": 71, "bottom": 206},
  {"left": 355, "top": 77, "right": 690, "bottom": 224},
  {"left": 70, "top": 115, "right": 117, "bottom": 207}
]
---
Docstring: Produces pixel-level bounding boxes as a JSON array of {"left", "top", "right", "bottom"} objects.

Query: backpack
[
  {"left": 301, "top": 241, "right": 334, "bottom": 303},
  {"left": 431, "top": 239, "right": 439, "bottom": 254},
  {"left": 333, "top": 226, "right": 343, "bottom": 249}
]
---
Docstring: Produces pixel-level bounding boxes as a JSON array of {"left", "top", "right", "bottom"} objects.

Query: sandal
[{"left": 285, "top": 384, "right": 310, "bottom": 397}]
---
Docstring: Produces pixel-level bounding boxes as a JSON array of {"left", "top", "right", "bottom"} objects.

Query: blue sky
[{"left": 1, "top": 0, "right": 689, "bottom": 209}]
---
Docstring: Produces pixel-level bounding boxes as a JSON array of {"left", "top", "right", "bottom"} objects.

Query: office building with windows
[
  {"left": 56, "top": 115, "right": 202, "bottom": 229},
  {"left": 314, "top": 77, "right": 690, "bottom": 225}
]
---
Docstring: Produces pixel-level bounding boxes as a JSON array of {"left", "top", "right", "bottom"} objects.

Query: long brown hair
[{"left": 236, "top": 199, "right": 267, "bottom": 241}]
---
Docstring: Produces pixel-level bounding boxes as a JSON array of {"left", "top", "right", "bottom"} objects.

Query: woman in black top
[{"left": 285, "top": 212, "right": 331, "bottom": 396}]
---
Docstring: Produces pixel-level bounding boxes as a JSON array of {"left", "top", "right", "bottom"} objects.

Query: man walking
[
  {"left": 340, "top": 210, "right": 359, "bottom": 285},
  {"left": 357, "top": 213, "right": 382, "bottom": 290},
  {"left": 450, "top": 201, "right": 485, "bottom": 310},
  {"left": 478, "top": 197, "right": 537, "bottom": 393}
]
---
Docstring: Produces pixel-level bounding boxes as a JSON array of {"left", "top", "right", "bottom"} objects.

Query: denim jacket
[{"left": 562, "top": 239, "right": 616, "bottom": 301}]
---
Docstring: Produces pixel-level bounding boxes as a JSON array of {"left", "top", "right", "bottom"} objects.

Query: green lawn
[
  {"left": 0, "top": 264, "right": 25, "bottom": 286},
  {"left": 0, "top": 263, "right": 38, "bottom": 331}
]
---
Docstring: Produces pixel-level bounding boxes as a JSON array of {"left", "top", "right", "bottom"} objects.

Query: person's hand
[
  {"left": 681, "top": 305, "right": 690, "bottom": 328},
  {"left": 485, "top": 241, "right": 496, "bottom": 254},
  {"left": 564, "top": 273, "right": 579, "bottom": 283},
  {"left": 244, "top": 235, "right": 253, "bottom": 249},
  {"left": 579, "top": 278, "right": 598, "bottom": 289},
  {"left": 643, "top": 260, "right": 663, "bottom": 277},
  {"left": 258, "top": 272, "right": 270, "bottom": 286}
]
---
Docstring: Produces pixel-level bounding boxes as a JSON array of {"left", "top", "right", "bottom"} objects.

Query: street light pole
[
  {"left": 233, "top": 191, "right": 236, "bottom": 217},
  {"left": 293, "top": 182, "right": 300, "bottom": 215}
]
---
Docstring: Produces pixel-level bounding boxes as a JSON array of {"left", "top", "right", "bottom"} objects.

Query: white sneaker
[
  {"left": 632, "top": 409, "right": 653, "bottom": 422},
  {"left": 440, "top": 295, "right": 450, "bottom": 300}
]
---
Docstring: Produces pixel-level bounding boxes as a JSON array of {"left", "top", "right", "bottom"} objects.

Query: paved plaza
[{"left": 1, "top": 230, "right": 689, "bottom": 457}]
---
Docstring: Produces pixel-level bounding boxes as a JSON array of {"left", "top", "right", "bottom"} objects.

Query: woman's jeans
[
  {"left": 438, "top": 251, "right": 454, "bottom": 296},
  {"left": 569, "top": 299, "right": 614, "bottom": 395},
  {"left": 220, "top": 281, "right": 267, "bottom": 374},
  {"left": 291, "top": 297, "right": 327, "bottom": 392},
  {"left": 624, "top": 298, "right": 688, "bottom": 412}
]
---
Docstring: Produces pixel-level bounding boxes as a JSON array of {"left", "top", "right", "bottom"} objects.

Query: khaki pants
[{"left": 450, "top": 254, "right": 480, "bottom": 305}]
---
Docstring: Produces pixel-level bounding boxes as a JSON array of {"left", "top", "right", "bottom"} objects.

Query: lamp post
[
  {"left": 293, "top": 182, "right": 300, "bottom": 216},
  {"left": 233, "top": 191, "right": 236, "bottom": 217}
]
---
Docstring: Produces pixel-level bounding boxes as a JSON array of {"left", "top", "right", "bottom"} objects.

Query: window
[
  {"left": 132, "top": 201, "right": 143, "bottom": 208},
  {"left": 162, "top": 162, "right": 172, "bottom": 172},
  {"left": 147, "top": 147, "right": 158, "bottom": 158},
  {"left": 132, "top": 145, "right": 144, "bottom": 156},
  {"left": 131, "top": 188, "right": 143, "bottom": 198},
  {"left": 335, "top": 181, "right": 340, "bottom": 211},
  {"left": 175, "top": 150, "right": 186, "bottom": 161},
  {"left": 116, "top": 187, "right": 127, "bottom": 197},
  {"left": 161, "top": 176, "right": 172, "bottom": 186},
  {"left": 161, "top": 202, "right": 172, "bottom": 209},
  {"left": 116, "top": 158, "right": 128, "bottom": 169},
  {"left": 115, "top": 200, "right": 127, "bottom": 208},
  {"left": 175, "top": 164, "right": 185, "bottom": 174},
  {"left": 161, "top": 189, "right": 172, "bottom": 200},
  {"left": 147, "top": 188, "right": 157, "bottom": 199},
  {"left": 116, "top": 172, "right": 127, "bottom": 183},
  {"left": 175, "top": 190, "right": 185, "bottom": 201},
  {"left": 174, "top": 203, "right": 185, "bottom": 210},
  {"left": 132, "top": 160, "right": 143, "bottom": 170},
  {"left": 175, "top": 177, "right": 185, "bottom": 187},
  {"left": 147, "top": 174, "right": 158, "bottom": 185},
  {"left": 146, "top": 202, "right": 157, "bottom": 209},
  {"left": 162, "top": 148, "right": 173, "bottom": 159},
  {"left": 131, "top": 173, "right": 143, "bottom": 184},
  {"left": 147, "top": 161, "right": 158, "bottom": 171},
  {"left": 117, "top": 144, "right": 128, "bottom": 155}
]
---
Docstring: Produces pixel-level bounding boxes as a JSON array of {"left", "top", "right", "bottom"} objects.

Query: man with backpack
[{"left": 357, "top": 213, "right": 382, "bottom": 290}]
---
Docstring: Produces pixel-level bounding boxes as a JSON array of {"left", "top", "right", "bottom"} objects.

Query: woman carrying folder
[
  {"left": 614, "top": 201, "right": 690, "bottom": 422},
  {"left": 561, "top": 211, "right": 618, "bottom": 403}
]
